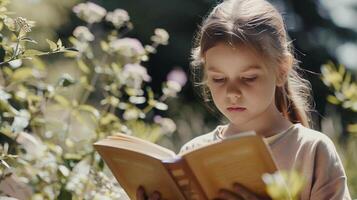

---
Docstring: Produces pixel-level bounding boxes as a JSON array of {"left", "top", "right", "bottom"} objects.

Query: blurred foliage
[
  {"left": 0, "top": 0, "right": 355, "bottom": 198},
  {"left": 263, "top": 170, "right": 305, "bottom": 200},
  {"left": 321, "top": 62, "right": 357, "bottom": 134},
  {"left": 0, "top": 1, "right": 185, "bottom": 199},
  {"left": 321, "top": 62, "right": 357, "bottom": 196}
]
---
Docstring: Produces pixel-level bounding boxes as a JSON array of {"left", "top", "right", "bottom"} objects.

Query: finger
[
  {"left": 136, "top": 186, "right": 148, "bottom": 200},
  {"left": 233, "top": 183, "right": 259, "bottom": 200},
  {"left": 148, "top": 191, "right": 162, "bottom": 200},
  {"left": 218, "top": 189, "right": 244, "bottom": 200}
]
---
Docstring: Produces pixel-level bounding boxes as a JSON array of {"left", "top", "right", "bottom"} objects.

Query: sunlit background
[{"left": 0, "top": 0, "right": 356, "bottom": 199}]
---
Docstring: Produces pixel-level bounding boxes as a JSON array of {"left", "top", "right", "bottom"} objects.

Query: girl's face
[{"left": 204, "top": 43, "right": 280, "bottom": 126}]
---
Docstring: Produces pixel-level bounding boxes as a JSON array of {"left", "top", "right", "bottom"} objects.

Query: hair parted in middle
[{"left": 190, "top": 0, "right": 313, "bottom": 127}]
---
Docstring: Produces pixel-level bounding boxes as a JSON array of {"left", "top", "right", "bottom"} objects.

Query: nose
[{"left": 226, "top": 82, "right": 242, "bottom": 102}]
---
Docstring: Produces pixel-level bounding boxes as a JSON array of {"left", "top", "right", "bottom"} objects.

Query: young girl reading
[{"left": 136, "top": 0, "right": 352, "bottom": 199}]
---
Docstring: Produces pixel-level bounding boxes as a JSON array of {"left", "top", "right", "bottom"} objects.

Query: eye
[
  {"left": 241, "top": 76, "right": 257, "bottom": 82},
  {"left": 212, "top": 77, "right": 226, "bottom": 83}
]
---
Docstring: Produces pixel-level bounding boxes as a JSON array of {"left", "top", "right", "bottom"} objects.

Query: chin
[{"left": 227, "top": 115, "right": 252, "bottom": 126}]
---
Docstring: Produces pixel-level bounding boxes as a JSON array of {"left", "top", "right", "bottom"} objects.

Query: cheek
[
  {"left": 208, "top": 86, "right": 221, "bottom": 100},
  {"left": 245, "top": 78, "right": 276, "bottom": 102}
]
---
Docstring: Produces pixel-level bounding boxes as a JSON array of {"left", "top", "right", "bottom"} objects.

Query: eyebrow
[{"left": 207, "top": 64, "right": 262, "bottom": 73}]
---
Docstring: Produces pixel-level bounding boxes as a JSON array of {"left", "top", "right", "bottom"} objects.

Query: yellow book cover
[{"left": 94, "top": 132, "right": 278, "bottom": 200}]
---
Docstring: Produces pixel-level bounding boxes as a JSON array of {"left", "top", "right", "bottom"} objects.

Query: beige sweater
[{"left": 179, "top": 123, "right": 352, "bottom": 200}]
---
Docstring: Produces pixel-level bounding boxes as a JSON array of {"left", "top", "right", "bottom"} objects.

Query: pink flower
[{"left": 166, "top": 67, "right": 187, "bottom": 87}]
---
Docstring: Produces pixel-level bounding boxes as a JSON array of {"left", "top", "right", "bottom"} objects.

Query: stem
[
  {"left": 0, "top": 55, "right": 18, "bottom": 67},
  {"left": 79, "top": 54, "right": 109, "bottom": 104},
  {"left": 0, "top": 32, "right": 21, "bottom": 67},
  {"left": 64, "top": 109, "right": 72, "bottom": 139},
  {"left": 142, "top": 104, "right": 154, "bottom": 114},
  {"left": 0, "top": 50, "right": 64, "bottom": 66},
  {"left": 80, "top": 72, "right": 98, "bottom": 104},
  {"left": 0, "top": 68, "right": 6, "bottom": 86}
]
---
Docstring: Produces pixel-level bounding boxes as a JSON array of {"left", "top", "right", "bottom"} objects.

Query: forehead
[{"left": 204, "top": 43, "right": 268, "bottom": 72}]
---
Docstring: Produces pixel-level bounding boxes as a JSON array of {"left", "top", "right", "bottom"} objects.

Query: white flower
[
  {"left": 123, "top": 108, "right": 140, "bottom": 121},
  {"left": 16, "top": 131, "right": 47, "bottom": 160},
  {"left": 93, "top": 194, "right": 112, "bottom": 200},
  {"left": 9, "top": 59, "right": 22, "bottom": 68},
  {"left": 11, "top": 109, "right": 30, "bottom": 133},
  {"left": 73, "top": 2, "right": 106, "bottom": 24},
  {"left": 0, "top": 89, "right": 11, "bottom": 101},
  {"left": 105, "top": 9, "right": 130, "bottom": 28},
  {"left": 262, "top": 171, "right": 286, "bottom": 186},
  {"left": 66, "top": 157, "right": 91, "bottom": 195},
  {"left": 122, "top": 63, "right": 151, "bottom": 89},
  {"left": 151, "top": 28, "right": 169, "bottom": 45},
  {"left": 154, "top": 116, "right": 176, "bottom": 134},
  {"left": 129, "top": 96, "right": 146, "bottom": 104},
  {"left": 162, "top": 80, "right": 182, "bottom": 98},
  {"left": 15, "top": 17, "right": 33, "bottom": 32},
  {"left": 73, "top": 26, "right": 94, "bottom": 42},
  {"left": 109, "top": 38, "right": 145, "bottom": 58}
]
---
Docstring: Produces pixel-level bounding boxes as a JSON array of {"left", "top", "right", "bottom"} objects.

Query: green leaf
[
  {"left": 78, "top": 104, "right": 100, "bottom": 119},
  {"left": 100, "top": 41, "right": 109, "bottom": 51},
  {"left": 63, "top": 47, "right": 79, "bottom": 52},
  {"left": 22, "top": 49, "right": 45, "bottom": 57},
  {"left": 11, "top": 67, "right": 33, "bottom": 81},
  {"left": 147, "top": 87, "right": 154, "bottom": 100},
  {"left": 20, "top": 37, "right": 37, "bottom": 44},
  {"left": 4, "top": 17, "right": 16, "bottom": 31},
  {"left": 31, "top": 57, "right": 46, "bottom": 70},
  {"left": 46, "top": 39, "right": 58, "bottom": 51},
  {"left": 58, "top": 73, "right": 76, "bottom": 87},
  {"left": 347, "top": 123, "right": 357, "bottom": 133},
  {"left": 53, "top": 94, "right": 70, "bottom": 107},
  {"left": 77, "top": 60, "right": 90, "bottom": 74},
  {"left": 57, "top": 38, "right": 62, "bottom": 48},
  {"left": 327, "top": 95, "right": 340, "bottom": 105},
  {"left": 338, "top": 64, "right": 345, "bottom": 76}
]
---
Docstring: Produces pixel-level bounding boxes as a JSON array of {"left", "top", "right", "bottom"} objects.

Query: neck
[{"left": 223, "top": 102, "right": 293, "bottom": 138}]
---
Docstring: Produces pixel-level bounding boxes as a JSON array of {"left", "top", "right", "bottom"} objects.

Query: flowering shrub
[
  {"left": 0, "top": 1, "right": 185, "bottom": 199},
  {"left": 320, "top": 62, "right": 357, "bottom": 196}
]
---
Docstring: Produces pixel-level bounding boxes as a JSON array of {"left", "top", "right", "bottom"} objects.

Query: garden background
[{"left": 0, "top": 0, "right": 356, "bottom": 199}]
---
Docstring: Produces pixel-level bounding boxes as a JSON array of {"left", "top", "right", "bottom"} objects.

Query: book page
[
  {"left": 183, "top": 135, "right": 277, "bottom": 199},
  {"left": 94, "top": 144, "right": 186, "bottom": 200},
  {"left": 105, "top": 133, "right": 176, "bottom": 160}
]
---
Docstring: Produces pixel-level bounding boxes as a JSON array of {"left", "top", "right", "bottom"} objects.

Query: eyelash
[
  {"left": 212, "top": 78, "right": 226, "bottom": 83},
  {"left": 241, "top": 76, "right": 257, "bottom": 82},
  {"left": 211, "top": 76, "right": 257, "bottom": 83}
]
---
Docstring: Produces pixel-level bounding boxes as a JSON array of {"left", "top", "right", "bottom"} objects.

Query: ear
[{"left": 276, "top": 54, "right": 293, "bottom": 87}]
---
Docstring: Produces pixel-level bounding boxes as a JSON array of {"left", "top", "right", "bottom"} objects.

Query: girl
[{"left": 137, "top": 0, "right": 352, "bottom": 199}]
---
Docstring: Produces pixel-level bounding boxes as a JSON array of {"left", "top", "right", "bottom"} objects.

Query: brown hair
[{"left": 191, "top": 0, "right": 312, "bottom": 127}]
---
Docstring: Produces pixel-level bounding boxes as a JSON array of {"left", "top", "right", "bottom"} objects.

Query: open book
[{"left": 94, "top": 132, "right": 278, "bottom": 200}]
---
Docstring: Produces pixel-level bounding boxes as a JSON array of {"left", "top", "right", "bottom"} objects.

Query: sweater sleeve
[{"left": 310, "top": 137, "right": 351, "bottom": 200}]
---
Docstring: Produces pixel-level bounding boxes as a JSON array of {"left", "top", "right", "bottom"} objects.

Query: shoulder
[
  {"left": 276, "top": 124, "right": 350, "bottom": 199},
  {"left": 287, "top": 124, "right": 343, "bottom": 170},
  {"left": 286, "top": 123, "right": 337, "bottom": 150},
  {"left": 179, "top": 125, "right": 225, "bottom": 154},
  {"left": 273, "top": 123, "right": 342, "bottom": 168}
]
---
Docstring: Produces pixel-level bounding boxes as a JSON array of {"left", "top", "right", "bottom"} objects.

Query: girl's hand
[
  {"left": 214, "top": 183, "right": 272, "bottom": 200},
  {"left": 136, "top": 186, "right": 162, "bottom": 200}
]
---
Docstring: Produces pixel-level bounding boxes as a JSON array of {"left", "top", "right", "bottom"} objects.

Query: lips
[{"left": 227, "top": 106, "right": 246, "bottom": 112}]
